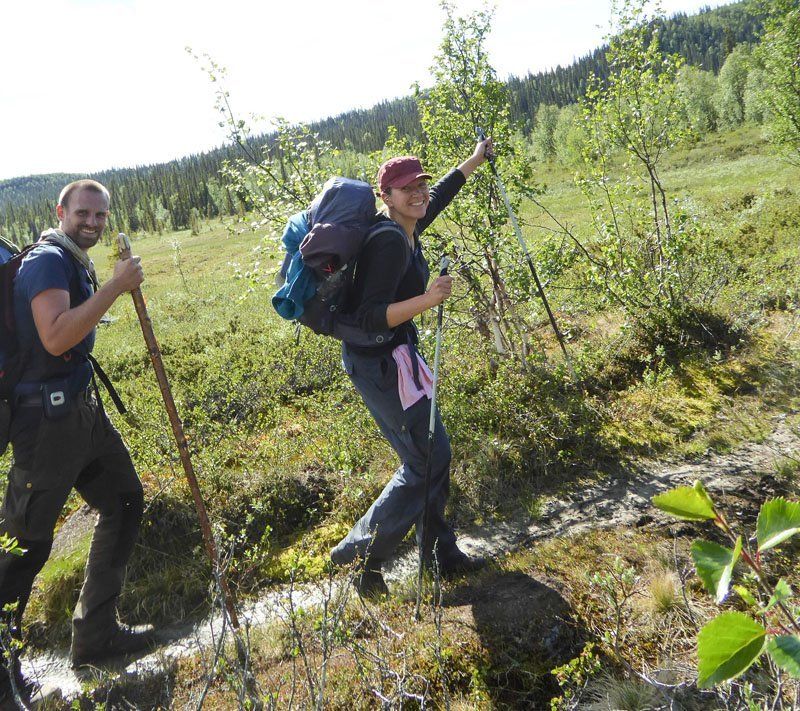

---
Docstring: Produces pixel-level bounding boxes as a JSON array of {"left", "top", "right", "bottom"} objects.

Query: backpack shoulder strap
[
  {"left": 87, "top": 353, "right": 126, "bottom": 414},
  {"left": 364, "top": 222, "right": 411, "bottom": 273},
  {"left": 41, "top": 237, "right": 99, "bottom": 293}
]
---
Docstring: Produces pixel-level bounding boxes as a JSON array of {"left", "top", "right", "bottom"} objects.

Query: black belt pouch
[{"left": 42, "top": 378, "right": 72, "bottom": 420}]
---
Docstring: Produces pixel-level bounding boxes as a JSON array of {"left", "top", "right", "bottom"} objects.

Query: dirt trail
[{"left": 22, "top": 415, "right": 799, "bottom": 705}]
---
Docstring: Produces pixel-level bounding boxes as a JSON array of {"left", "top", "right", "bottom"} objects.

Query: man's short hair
[{"left": 58, "top": 180, "right": 111, "bottom": 209}]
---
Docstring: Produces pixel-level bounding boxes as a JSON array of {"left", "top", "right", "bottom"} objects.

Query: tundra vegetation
[{"left": 2, "top": 0, "right": 800, "bottom": 708}]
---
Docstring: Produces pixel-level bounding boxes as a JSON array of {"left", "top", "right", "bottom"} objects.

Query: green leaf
[
  {"left": 691, "top": 537, "right": 741, "bottom": 603},
  {"left": 652, "top": 485, "right": 716, "bottom": 521},
  {"left": 693, "top": 480, "right": 717, "bottom": 512},
  {"left": 766, "top": 579, "right": 793, "bottom": 612},
  {"left": 766, "top": 636, "right": 800, "bottom": 679},
  {"left": 697, "top": 612, "right": 767, "bottom": 688},
  {"left": 757, "top": 498, "right": 800, "bottom": 551},
  {"left": 733, "top": 585, "right": 757, "bottom": 607}
]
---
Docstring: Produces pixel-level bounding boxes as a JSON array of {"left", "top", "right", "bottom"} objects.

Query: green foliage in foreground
[
  {"left": 576, "top": 0, "right": 720, "bottom": 327},
  {"left": 653, "top": 482, "right": 800, "bottom": 688}
]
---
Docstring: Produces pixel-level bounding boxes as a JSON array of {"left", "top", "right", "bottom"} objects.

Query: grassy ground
[
  {"left": 10, "top": 123, "right": 800, "bottom": 707},
  {"left": 63, "top": 472, "right": 800, "bottom": 709}
]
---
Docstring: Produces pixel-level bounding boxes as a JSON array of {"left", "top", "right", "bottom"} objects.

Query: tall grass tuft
[{"left": 647, "top": 570, "right": 679, "bottom": 615}]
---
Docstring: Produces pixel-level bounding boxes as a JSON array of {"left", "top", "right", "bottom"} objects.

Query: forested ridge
[
  {"left": 508, "top": 0, "right": 761, "bottom": 128},
  {"left": 0, "top": 0, "right": 761, "bottom": 244}
]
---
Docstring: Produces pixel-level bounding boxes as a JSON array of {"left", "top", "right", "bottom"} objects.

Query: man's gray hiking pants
[
  {"left": 333, "top": 345, "right": 457, "bottom": 565},
  {"left": 0, "top": 389, "right": 143, "bottom": 646}
]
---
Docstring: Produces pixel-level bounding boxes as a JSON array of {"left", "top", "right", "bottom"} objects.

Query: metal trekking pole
[
  {"left": 476, "top": 129, "right": 577, "bottom": 382},
  {"left": 116, "top": 233, "right": 241, "bottom": 631},
  {"left": 415, "top": 255, "right": 450, "bottom": 621}
]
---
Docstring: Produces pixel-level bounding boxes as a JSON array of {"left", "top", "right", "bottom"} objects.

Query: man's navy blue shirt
[{"left": 13, "top": 243, "right": 96, "bottom": 360}]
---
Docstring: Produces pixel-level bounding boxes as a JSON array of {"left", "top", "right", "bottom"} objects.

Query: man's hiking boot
[
  {"left": 0, "top": 656, "right": 38, "bottom": 708},
  {"left": 435, "top": 548, "right": 487, "bottom": 579},
  {"left": 71, "top": 623, "right": 157, "bottom": 668}
]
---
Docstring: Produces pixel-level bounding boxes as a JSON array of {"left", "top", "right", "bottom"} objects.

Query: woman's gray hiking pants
[{"left": 333, "top": 344, "right": 457, "bottom": 565}]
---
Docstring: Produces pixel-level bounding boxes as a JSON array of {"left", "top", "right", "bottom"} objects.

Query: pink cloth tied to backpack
[{"left": 392, "top": 344, "right": 433, "bottom": 410}]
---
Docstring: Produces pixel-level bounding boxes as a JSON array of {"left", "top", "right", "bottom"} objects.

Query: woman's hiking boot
[
  {"left": 71, "top": 623, "right": 157, "bottom": 668},
  {"left": 330, "top": 546, "right": 388, "bottom": 598},
  {"left": 329, "top": 540, "right": 352, "bottom": 568},
  {"left": 353, "top": 565, "right": 389, "bottom": 599},
  {"left": 435, "top": 547, "right": 487, "bottom": 579}
]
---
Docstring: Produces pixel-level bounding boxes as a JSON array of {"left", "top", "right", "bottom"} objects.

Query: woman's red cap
[{"left": 377, "top": 156, "right": 432, "bottom": 192}]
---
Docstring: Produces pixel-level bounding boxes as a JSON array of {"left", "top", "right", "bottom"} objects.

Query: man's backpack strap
[{"left": 87, "top": 354, "right": 126, "bottom": 415}]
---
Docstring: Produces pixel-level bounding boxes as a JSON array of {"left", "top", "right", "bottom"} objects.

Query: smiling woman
[
  {"left": 376, "top": 156, "right": 432, "bottom": 237},
  {"left": 328, "top": 139, "right": 493, "bottom": 596}
]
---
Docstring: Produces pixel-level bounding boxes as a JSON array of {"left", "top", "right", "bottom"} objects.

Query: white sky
[{"left": 0, "top": 0, "right": 733, "bottom": 181}]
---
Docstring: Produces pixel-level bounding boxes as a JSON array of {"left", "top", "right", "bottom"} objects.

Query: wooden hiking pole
[
  {"left": 117, "top": 233, "right": 241, "bottom": 630},
  {"left": 476, "top": 129, "right": 578, "bottom": 383}
]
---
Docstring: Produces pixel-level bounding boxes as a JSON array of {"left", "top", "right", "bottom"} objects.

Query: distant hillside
[
  {"left": 0, "top": 151, "right": 243, "bottom": 241},
  {"left": 508, "top": 0, "right": 761, "bottom": 130},
  {"left": 0, "top": 0, "right": 761, "bottom": 244}
]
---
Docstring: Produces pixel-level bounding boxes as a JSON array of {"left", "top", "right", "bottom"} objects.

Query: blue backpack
[
  {"left": 272, "top": 177, "right": 409, "bottom": 346},
  {"left": 0, "top": 236, "right": 17, "bottom": 264}
]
